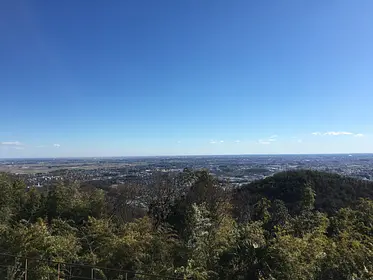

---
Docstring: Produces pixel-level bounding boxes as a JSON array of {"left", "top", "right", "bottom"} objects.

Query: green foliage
[
  {"left": 267, "top": 229, "right": 329, "bottom": 280},
  {"left": 1, "top": 169, "right": 373, "bottom": 279},
  {"left": 0, "top": 173, "right": 26, "bottom": 227},
  {"left": 217, "top": 221, "right": 267, "bottom": 279},
  {"left": 235, "top": 170, "right": 373, "bottom": 215},
  {"left": 18, "top": 187, "right": 43, "bottom": 222},
  {"left": 253, "top": 198, "right": 271, "bottom": 223},
  {"left": 177, "top": 203, "right": 236, "bottom": 280},
  {"left": 320, "top": 199, "right": 373, "bottom": 279},
  {"left": 300, "top": 182, "right": 316, "bottom": 212},
  {"left": 1, "top": 218, "right": 80, "bottom": 279}
]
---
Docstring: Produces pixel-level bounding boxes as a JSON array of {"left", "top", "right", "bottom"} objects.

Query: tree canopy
[{"left": 1, "top": 170, "right": 373, "bottom": 279}]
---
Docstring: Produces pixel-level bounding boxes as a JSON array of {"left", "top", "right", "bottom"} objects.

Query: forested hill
[
  {"left": 234, "top": 170, "right": 373, "bottom": 216},
  {"left": 2, "top": 170, "right": 373, "bottom": 279}
]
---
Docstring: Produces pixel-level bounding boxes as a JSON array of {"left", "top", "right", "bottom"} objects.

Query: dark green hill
[{"left": 233, "top": 170, "right": 373, "bottom": 217}]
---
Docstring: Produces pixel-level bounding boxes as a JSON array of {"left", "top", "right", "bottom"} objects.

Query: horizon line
[{"left": 1, "top": 152, "right": 373, "bottom": 160}]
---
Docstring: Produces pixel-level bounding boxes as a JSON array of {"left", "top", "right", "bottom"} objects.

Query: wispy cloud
[
  {"left": 297, "top": 139, "right": 303, "bottom": 143},
  {"left": 235, "top": 140, "right": 240, "bottom": 143},
  {"left": 53, "top": 144, "right": 61, "bottom": 148},
  {"left": 324, "top": 131, "right": 353, "bottom": 136},
  {"left": 258, "top": 135, "right": 278, "bottom": 145},
  {"left": 209, "top": 140, "right": 224, "bottom": 144},
  {"left": 1, "top": 141, "right": 23, "bottom": 146},
  {"left": 312, "top": 131, "right": 362, "bottom": 137},
  {"left": 1, "top": 141, "right": 25, "bottom": 150}
]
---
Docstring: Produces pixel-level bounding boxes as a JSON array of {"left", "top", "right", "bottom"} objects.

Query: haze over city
[{"left": 1, "top": 0, "right": 372, "bottom": 158}]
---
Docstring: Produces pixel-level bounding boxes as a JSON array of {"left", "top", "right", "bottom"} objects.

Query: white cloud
[
  {"left": 258, "top": 140, "right": 271, "bottom": 145},
  {"left": 324, "top": 131, "right": 353, "bottom": 136},
  {"left": 1, "top": 141, "right": 23, "bottom": 146},
  {"left": 53, "top": 144, "right": 61, "bottom": 148},
  {"left": 209, "top": 140, "right": 225, "bottom": 144},
  {"left": 313, "top": 131, "right": 363, "bottom": 137},
  {"left": 235, "top": 140, "right": 240, "bottom": 143},
  {"left": 258, "top": 135, "right": 278, "bottom": 145}
]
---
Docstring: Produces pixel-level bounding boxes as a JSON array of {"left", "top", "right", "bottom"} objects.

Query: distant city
[{"left": 1, "top": 154, "right": 372, "bottom": 188}]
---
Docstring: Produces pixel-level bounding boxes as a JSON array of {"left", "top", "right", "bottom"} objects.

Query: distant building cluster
[{"left": 1, "top": 154, "right": 372, "bottom": 188}]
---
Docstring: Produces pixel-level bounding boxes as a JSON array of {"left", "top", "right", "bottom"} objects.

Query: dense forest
[{"left": 1, "top": 169, "right": 373, "bottom": 279}]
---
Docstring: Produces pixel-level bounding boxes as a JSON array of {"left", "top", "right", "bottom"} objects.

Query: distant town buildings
[{"left": 1, "top": 154, "right": 372, "bottom": 188}]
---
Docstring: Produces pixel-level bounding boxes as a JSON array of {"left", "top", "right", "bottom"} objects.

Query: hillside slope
[{"left": 234, "top": 170, "right": 373, "bottom": 216}]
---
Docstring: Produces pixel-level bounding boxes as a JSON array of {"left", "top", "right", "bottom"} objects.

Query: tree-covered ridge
[
  {"left": 1, "top": 170, "right": 373, "bottom": 279},
  {"left": 234, "top": 169, "right": 373, "bottom": 217}
]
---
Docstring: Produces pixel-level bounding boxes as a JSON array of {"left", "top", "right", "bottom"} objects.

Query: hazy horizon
[{"left": 1, "top": 152, "right": 373, "bottom": 161}]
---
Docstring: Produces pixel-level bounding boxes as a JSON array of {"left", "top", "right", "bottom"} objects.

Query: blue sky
[{"left": 1, "top": 0, "right": 372, "bottom": 157}]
